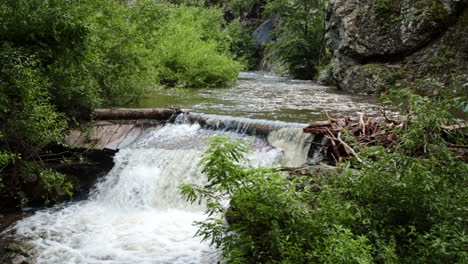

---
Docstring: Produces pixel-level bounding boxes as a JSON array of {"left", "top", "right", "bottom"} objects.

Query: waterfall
[
  {"left": 5, "top": 116, "right": 317, "bottom": 264},
  {"left": 267, "top": 128, "right": 314, "bottom": 167},
  {"left": 176, "top": 113, "right": 305, "bottom": 137}
]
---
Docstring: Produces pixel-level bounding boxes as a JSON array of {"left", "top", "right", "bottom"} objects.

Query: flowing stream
[
  {"left": 2, "top": 72, "right": 385, "bottom": 263},
  {"left": 128, "top": 71, "right": 385, "bottom": 123},
  {"left": 3, "top": 117, "right": 313, "bottom": 264}
]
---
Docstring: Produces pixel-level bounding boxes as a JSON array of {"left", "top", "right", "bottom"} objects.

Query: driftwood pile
[
  {"left": 304, "top": 114, "right": 402, "bottom": 163},
  {"left": 303, "top": 113, "right": 467, "bottom": 163}
]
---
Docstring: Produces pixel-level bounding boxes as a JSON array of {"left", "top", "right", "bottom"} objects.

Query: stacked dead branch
[
  {"left": 304, "top": 113, "right": 467, "bottom": 163},
  {"left": 304, "top": 114, "right": 402, "bottom": 163}
]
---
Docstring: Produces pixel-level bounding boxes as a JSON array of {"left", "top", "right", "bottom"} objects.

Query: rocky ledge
[{"left": 320, "top": 0, "right": 468, "bottom": 94}]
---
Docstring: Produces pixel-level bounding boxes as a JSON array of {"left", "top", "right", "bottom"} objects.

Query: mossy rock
[
  {"left": 428, "top": 0, "right": 449, "bottom": 22},
  {"left": 414, "top": 0, "right": 449, "bottom": 23}
]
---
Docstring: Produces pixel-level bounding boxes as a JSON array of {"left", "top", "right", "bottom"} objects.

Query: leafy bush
[
  {"left": 39, "top": 168, "right": 73, "bottom": 204},
  {"left": 0, "top": 0, "right": 242, "bottom": 114},
  {"left": 181, "top": 137, "right": 373, "bottom": 263},
  {"left": 181, "top": 89, "right": 467, "bottom": 263},
  {"left": 265, "top": 0, "right": 329, "bottom": 79},
  {"left": 0, "top": 0, "right": 242, "bottom": 209},
  {"left": 147, "top": 6, "right": 243, "bottom": 87},
  {"left": 0, "top": 44, "right": 70, "bottom": 207},
  {"left": 225, "top": 19, "right": 260, "bottom": 70}
]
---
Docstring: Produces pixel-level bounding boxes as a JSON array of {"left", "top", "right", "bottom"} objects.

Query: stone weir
[{"left": 66, "top": 108, "right": 183, "bottom": 150}]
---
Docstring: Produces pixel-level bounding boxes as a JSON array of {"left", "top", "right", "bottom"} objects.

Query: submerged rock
[{"left": 0, "top": 213, "right": 33, "bottom": 264}]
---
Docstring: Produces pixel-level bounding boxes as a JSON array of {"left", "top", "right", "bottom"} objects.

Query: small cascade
[
  {"left": 175, "top": 113, "right": 325, "bottom": 165},
  {"left": 176, "top": 112, "right": 305, "bottom": 137},
  {"left": 4, "top": 120, "right": 317, "bottom": 264},
  {"left": 267, "top": 128, "right": 314, "bottom": 167}
]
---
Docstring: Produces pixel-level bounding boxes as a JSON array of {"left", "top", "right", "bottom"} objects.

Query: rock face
[{"left": 321, "top": 0, "right": 468, "bottom": 93}]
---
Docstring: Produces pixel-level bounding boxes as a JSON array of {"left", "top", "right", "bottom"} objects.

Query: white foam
[
  {"left": 8, "top": 123, "right": 285, "bottom": 263},
  {"left": 267, "top": 128, "right": 314, "bottom": 167}
]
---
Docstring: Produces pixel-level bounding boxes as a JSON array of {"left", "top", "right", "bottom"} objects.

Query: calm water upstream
[{"left": 127, "top": 71, "right": 385, "bottom": 123}]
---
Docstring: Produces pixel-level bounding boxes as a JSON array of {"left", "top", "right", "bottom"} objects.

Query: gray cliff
[{"left": 321, "top": 0, "right": 468, "bottom": 94}]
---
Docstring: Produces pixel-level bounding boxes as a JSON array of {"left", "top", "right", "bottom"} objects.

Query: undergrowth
[
  {"left": 181, "top": 87, "right": 467, "bottom": 263},
  {"left": 0, "top": 0, "right": 242, "bottom": 209}
]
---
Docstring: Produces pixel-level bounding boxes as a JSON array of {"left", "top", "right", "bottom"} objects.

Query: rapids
[
  {"left": 2, "top": 71, "right": 387, "bottom": 263},
  {"left": 3, "top": 119, "right": 307, "bottom": 264}
]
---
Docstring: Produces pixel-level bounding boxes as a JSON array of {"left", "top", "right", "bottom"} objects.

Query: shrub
[
  {"left": 181, "top": 137, "right": 373, "bottom": 263},
  {"left": 181, "top": 88, "right": 467, "bottom": 263},
  {"left": 265, "top": 0, "right": 329, "bottom": 79},
  {"left": 0, "top": 0, "right": 243, "bottom": 209},
  {"left": 147, "top": 5, "right": 243, "bottom": 88},
  {"left": 225, "top": 19, "right": 260, "bottom": 70},
  {"left": 311, "top": 88, "right": 467, "bottom": 263}
]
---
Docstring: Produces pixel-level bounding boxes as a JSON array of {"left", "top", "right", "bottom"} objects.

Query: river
[
  {"left": 127, "top": 71, "right": 384, "bottom": 123},
  {"left": 1, "top": 72, "right": 384, "bottom": 263}
]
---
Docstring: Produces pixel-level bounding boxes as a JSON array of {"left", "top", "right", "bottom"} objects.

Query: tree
[{"left": 265, "top": 0, "right": 329, "bottom": 79}]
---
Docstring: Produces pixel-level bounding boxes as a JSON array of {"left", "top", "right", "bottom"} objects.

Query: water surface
[
  {"left": 4, "top": 119, "right": 313, "bottom": 263},
  {"left": 127, "top": 71, "right": 385, "bottom": 123}
]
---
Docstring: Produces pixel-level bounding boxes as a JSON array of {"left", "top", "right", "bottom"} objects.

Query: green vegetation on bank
[
  {"left": 264, "top": 0, "right": 329, "bottom": 79},
  {"left": 179, "top": 0, "right": 329, "bottom": 78},
  {"left": 181, "top": 87, "right": 467, "bottom": 263},
  {"left": 224, "top": 0, "right": 330, "bottom": 79},
  {"left": 0, "top": 0, "right": 242, "bottom": 209}
]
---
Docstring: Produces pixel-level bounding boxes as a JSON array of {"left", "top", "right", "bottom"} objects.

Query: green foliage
[
  {"left": 39, "top": 168, "right": 73, "bottom": 204},
  {"left": 0, "top": 149, "right": 20, "bottom": 192},
  {"left": 0, "top": 151, "right": 19, "bottom": 168},
  {"left": 181, "top": 137, "right": 373, "bottom": 263},
  {"left": 0, "top": 0, "right": 241, "bottom": 114},
  {"left": 225, "top": 19, "right": 259, "bottom": 69},
  {"left": 0, "top": 44, "right": 67, "bottom": 154},
  {"left": 0, "top": 0, "right": 242, "bottom": 209},
  {"left": 186, "top": 0, "right": 331, "bottom": 78},
  {"left": 148, "top": 6, "right": 242, "bottom": 87},
  {"left": 0, "top": 43, "right": 71, "bottom": 207},
  {"left": 314, "top": 89, "right": 467, "bottom": 263},
  {"left": 374, "top": 0, "right": 397, "bottom": 16},
  {"left": 228, "top": 0, "right": 261, "bottom": 16},
  {"left": 414, "top": 0, "right": 448, "bottom": 23},
  {"left": 265, "top": 0, "right": 329, "bottom": 79},
  {"left": 0, "top": 0, "right": 98, "bottom": 117},
  {"left": 181, "top": 89, "right": 467, "bottom": 263}
]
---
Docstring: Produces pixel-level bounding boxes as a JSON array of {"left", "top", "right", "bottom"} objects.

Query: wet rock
[
  {"left": 0, "top": 213, "right": 32, "bottom": 233},
  {"left": 50, "top": 147, "right": 116, "bottom": 200},
  {"left": 252, "top": 19, "right": 275, "bottom": 45},
  {"left": 324, "top": 0, "right": 467, "bottom": 92},
  {"left": 327, "top": 0, "right": 461, "bottom": 58},
  {"left": 340, "top": 65, "right": 386, "bottom": 94},
  {"left": 317, "top": 66, "right": 336, "bottom": 86},
  {"left": 0, "top": 238, "right": 32, "bottom": 264},
  {"left": 5, "top": 243, "right": 29, "bottom": 256}
]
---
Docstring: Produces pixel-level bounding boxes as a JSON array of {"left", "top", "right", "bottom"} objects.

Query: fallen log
[{"left": 94, "top": 108, "right": 183, "bottom": 121}]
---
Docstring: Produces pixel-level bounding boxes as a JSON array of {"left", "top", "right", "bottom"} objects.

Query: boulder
[{"left": 323, "top": 0, "right": 467, "bottom": 93}]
